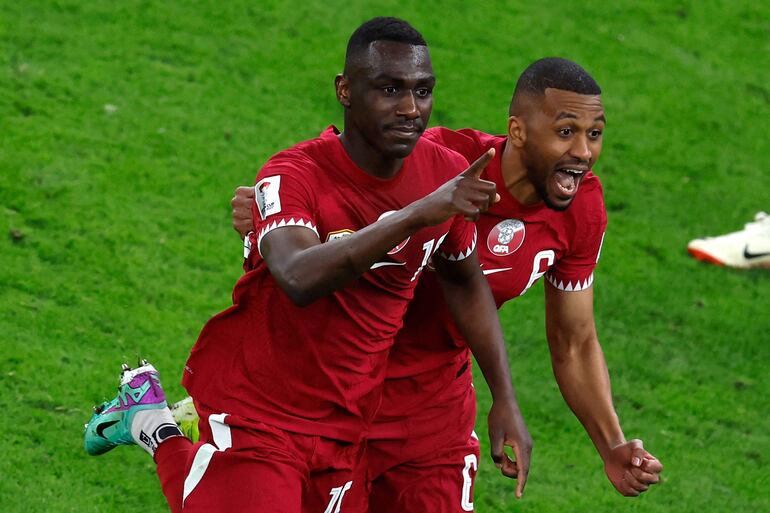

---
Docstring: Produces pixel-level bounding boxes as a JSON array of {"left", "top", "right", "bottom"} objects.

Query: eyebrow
[
  {"left": 370, "top": 73, "right": 436, "bottom": 83},
  {"left": 555, "top": 111, "right": 607, "bottom": 123}
]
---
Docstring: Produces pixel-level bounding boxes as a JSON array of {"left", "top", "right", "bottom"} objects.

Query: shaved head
[
  {"left": 344, "top": 17, "right": 427, "bottom": 75},
  {"left": 510, "top": 57, "right": 601, "bottom": 116}
]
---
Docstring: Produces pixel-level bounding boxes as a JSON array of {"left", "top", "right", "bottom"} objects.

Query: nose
[
  {"left": 396, "top": 92, "right": 419, "bottom": 120},
  {"left": 569, "top": 135, "right": 592, "bottom": 163}
]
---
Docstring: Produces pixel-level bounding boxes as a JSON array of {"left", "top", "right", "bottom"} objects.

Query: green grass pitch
[{"left": 1, "top": 1, "right": 768, "bottom": 511}]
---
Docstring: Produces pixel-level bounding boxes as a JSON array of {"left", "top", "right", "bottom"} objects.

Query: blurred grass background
[{"left": 1, "top": 0, "right": 768, "bottom": 511}]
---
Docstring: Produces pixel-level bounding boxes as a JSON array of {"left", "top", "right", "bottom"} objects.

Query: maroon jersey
[
  {"left": 373, "top": 127, "right": 607, "bottom": 438},
  {"left": 183, "top": 127, "right": 477, "bottom": 443}
]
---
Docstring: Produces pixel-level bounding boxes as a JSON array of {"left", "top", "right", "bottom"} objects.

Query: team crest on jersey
[
  {"left": 326, "top": 229, "right": 355, "bottom": 242},
  {"left": 378, "top": 210, "right": 410, "bottom": 254},
  {"left": 487, "top": 219, "right": 525, "bottom": 256},
  {"left": 255, "top": 176, "right": 282, "bottom": 220}
]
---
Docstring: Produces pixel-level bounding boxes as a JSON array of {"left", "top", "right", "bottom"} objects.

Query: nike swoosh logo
[
  {"left": 370, "top": 262, "right": 407, "bottom": 269},
  {"left": 96, "top": 420, "right": 119, "bottom": 439},
  {"left": 482, "top": 267, "right": 513, "bottom": 275},
  {"left": 743, "top": 245, "right": 770, "bottom": 259}
]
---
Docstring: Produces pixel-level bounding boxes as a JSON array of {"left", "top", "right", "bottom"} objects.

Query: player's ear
[
  {"left": 507, "top": 115, "right": 526, "bottom": 148},
  {"left": 335, "top": 74, "right": 351, "bottom": 108}
]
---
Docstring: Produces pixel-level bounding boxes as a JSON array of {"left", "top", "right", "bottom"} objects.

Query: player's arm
[
  {"left": 433, "top": 253, "right": 532, "bottom": 498},
  {"left": 262, "top": 150, "right": 497, "bottom": 306},
  {"left": 544, "top": 283, "right": 663, "bottom": 496}
]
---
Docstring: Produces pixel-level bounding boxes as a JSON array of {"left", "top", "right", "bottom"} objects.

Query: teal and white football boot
[{"left": 84, "top": 360, "right": 182, "bottom": 456}]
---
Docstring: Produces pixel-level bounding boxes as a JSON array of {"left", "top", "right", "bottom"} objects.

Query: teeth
[{"left": 563, "top": 169, "right": 583, "bottom": 176}]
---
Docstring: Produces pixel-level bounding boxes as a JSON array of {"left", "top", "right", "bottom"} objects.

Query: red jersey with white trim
[
  {"left": 183, "top": 127, "right": 477, "bottom": 443},
  {"left": 372, "top": 127, "right": 607, "bottom": 437}
]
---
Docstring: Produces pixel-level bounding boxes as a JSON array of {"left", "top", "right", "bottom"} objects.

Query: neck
[
  {"left": 338, "top": 128, "right": 403, "bottom": 180},
  {"left": 501, "top": 138, "right": 541, "bottom": 206}
]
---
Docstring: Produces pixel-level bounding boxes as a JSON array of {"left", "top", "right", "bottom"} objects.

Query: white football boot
[{"left": 687, "top": 212, "right": 770, "bottom": 269}]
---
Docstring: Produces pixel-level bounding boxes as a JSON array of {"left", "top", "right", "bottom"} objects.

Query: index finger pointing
[{"left": 460, "top": 148, "right": 495, "bottom": 179}]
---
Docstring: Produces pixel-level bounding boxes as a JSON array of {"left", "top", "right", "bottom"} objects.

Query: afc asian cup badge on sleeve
[
  {"left": 487, "top": 219, "right": 525, "bottom": 256},
  {"left": 255, "top": 176, "right": 282, "bottom": 220}
]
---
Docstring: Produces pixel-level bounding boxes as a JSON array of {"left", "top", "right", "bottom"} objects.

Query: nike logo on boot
[
  {"left": 96, "top": 420, "right": 119, "bottom": 439},
  {"left": 743, "top": 245, "right": 770, "bottom": 259}
]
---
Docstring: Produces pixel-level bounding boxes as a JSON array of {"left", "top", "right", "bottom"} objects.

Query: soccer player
[
  {"left": 84, "top": 17, "right": 531, "bottom": 513},
  {"left": 230, "top": 57, "right": 664, "bottom": 511}
]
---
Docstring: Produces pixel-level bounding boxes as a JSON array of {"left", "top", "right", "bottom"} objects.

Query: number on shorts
[
  {"left": 461, "top": 454, "right": 478, "bottom": 511},
  {"left": 323, "top": 480, "right": 353, "bottom": 513}
]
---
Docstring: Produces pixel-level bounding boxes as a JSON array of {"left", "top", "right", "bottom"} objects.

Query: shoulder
[
  {"left": 554, "top": 171, "right": 607, "bottom": 256},
  {"left": 412, "top": 134, "right": 470, "bottom": 175},
  {"left": 258, "top": 134, "right": 332, "bottom": 182},
  {"left": 567, "top": 171, "right": 606, "bottom": 225},
  {"left": 423, "top": 127, "right": 501, "bottom": 162}
]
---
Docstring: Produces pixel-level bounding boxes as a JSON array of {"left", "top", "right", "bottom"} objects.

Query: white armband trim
[
  {"left": 439, "top": 226, "right": 478, "bottom": 261},
  {"left": 545, "top": 272, "right": 594, "bottom": 292},
  {"left": 256, "top": 217, "right": 319, "bottom": 256}
]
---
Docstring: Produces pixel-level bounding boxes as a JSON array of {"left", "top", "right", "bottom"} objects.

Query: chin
[
  {"left": 543, "top": 196, "right": 573, "bottom": 211},
  {"left": 533, "top": 180, "right": 573, "bottom": 211},
  {"left": 386, "top": 143, "right": 418, "bottom": 159}
]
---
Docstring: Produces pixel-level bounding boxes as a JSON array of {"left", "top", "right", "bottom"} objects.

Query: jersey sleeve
[
  {"left": 423, "top": 127, "right": 486, "bottom": 163},
  {"left": 424, "top": 148, "right": 478, "bottom": 262},
  {"left": 436, "top": 216, "right": 478, "bottom": 262},
  {"left": 545, "top": 186, "right": 607, "bottom": 292},
  {"left": 251, "top": 155, "right": 320, "bottom": 256}
]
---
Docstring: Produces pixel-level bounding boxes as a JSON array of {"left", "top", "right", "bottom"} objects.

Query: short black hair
[
  {"left": 344, "top": 17, "right": 427, "bottom": 72},
  {"left": 510, "top": 57, "right": 601, "bottom": 114}
]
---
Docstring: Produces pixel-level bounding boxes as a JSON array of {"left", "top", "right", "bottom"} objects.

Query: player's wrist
[
  {"left": 488, "top": 381, "right": 518, "bottom": 404},
  {"left": 597, "top": 432, "right": 627, "bottom": 461},
  {"left": 401, "top": 199, "right": 436, "bottom": 229}
]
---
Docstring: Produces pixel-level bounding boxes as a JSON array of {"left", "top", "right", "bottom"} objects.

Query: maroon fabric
[
  {"left": 382, "top": 127, "right": 606, "bottom": 384},
  {"left": 183, "top": 127, "right": 476, "bottom": 443},
  {"left": 181, "top": 413, "right": 366, "bottom": 513},
  {"left": 154, "top": 436, "right": 193, "bottom": 513}
]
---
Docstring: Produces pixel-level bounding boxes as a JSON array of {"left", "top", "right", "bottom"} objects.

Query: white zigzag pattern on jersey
[
  {"left": 545, "top": 272, "right": 594, "bottom": 292},
  {"left": 257, "top": 218, "right": 319, "bottom": 249},
  {"left": 439, "top": 227, "right": 478, "bottom": 261}
]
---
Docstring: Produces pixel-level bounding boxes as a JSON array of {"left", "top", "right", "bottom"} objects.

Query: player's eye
[
  {"left": 415, "top": 87, "right": 432, "bottom": 98},
  {"left": 558, "top": 127, "right": 572, "bottom": 137},
  {"left": 589, "top": 129, "right": 603, "bottom": 139},
  {"left": 383, "top": 86, "right": 398, "bottom": 95}
]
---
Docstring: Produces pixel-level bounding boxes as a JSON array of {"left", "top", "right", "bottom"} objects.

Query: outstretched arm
[
  {"left": 261, "top": 150, "right": 497, "bottom": 306},
  {"left": 544, "top": 281, "right": 663, "bottom": 496},
  {"left": 434, "top": 253, "right": 532, "bottom": 498}
]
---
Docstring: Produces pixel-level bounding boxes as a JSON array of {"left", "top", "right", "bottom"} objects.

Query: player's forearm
[
  {"left": 266, "top": 204, "right": 428, "bottom": 306},
  {"left": 436, "top": 259, "right": 517, "bottom": 401},
  {"left": 549, "top": 333, "right": 625, "bottom": 460}
]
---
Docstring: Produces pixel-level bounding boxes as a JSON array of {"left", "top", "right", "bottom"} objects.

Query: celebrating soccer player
[
  {"left": 230, "top": 57, "right": 664, "bottom": 510},
  {"left": 84, "top": 17, "right": 531, "bottom": 513}
]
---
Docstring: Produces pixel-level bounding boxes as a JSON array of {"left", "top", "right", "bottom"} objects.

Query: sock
[{"left": 131, "top": 407, "right": 185, "bottom": 456}]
